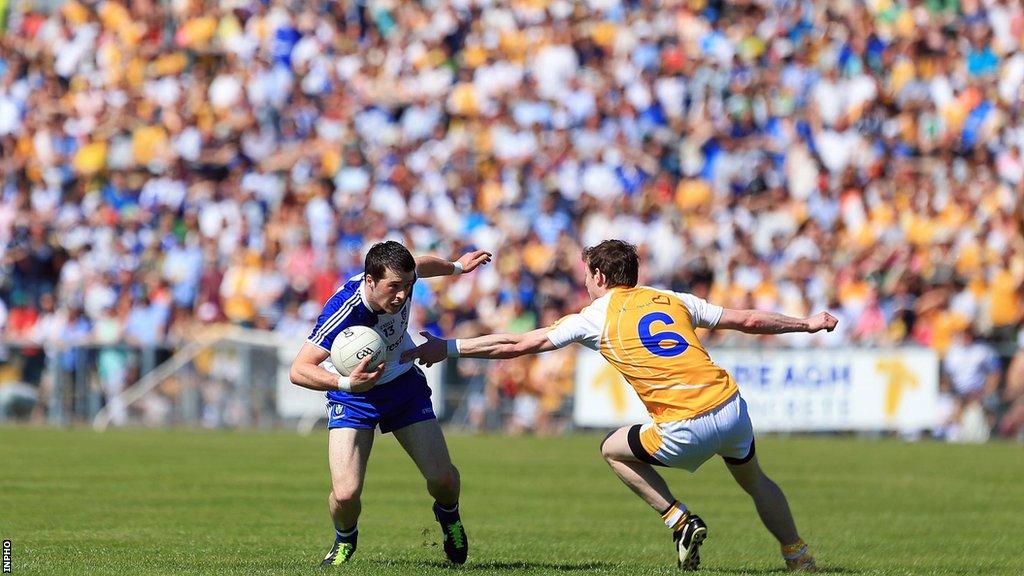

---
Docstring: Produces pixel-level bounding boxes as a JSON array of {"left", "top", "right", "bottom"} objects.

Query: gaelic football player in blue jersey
[{"left": 289, "top": 240, "right": 491, "bottom": 566}]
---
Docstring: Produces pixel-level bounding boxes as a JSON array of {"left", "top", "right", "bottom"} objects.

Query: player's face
[{"left": 367, "top": 267, "right": 416, "bottom": 314}]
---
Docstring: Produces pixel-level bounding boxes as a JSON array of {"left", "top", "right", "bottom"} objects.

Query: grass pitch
[{"left": 1, "top": 427, "right": 1021, "bottom": 575}]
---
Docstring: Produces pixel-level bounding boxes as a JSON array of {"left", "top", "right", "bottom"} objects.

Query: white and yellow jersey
[{"left": 546, "top": 286, "right": 737, "bottom": 423}]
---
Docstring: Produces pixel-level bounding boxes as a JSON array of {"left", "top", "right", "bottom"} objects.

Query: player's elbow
[
  {"left": 507, "top": 341, "right": 531, "bottom": 357},
  {"left": 719, "top": 309, "right": 760, "bottom": 333},
  {"left": 730, "top": 311, "right": 767, "bottom": 333},
  {"left": 510, "top": 336, "right": 547, "bottom": 357},
  {"left": 742, "top": 314, "right": 763, "bottom": 332},
  {"left": 289, "top": 363, "right": 307, "bottom": 387},
  {"left": 487, "top": 343, "right": 521, "bottom": 359}
]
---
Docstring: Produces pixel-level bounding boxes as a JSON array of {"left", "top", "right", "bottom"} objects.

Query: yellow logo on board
[
  {"left": 875, "top": 358, "right": 919, "bottom": 419},
  {"left": 593, "top": 363, "right": 629, "bottom": 416}
]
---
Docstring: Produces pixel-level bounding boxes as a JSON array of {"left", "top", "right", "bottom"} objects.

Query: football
[{"left": 330, "top": 325, "right": 386, "bottom": 376}]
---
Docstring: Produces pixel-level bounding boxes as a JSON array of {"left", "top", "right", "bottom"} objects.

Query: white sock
[{"left": 661, "top": 501, "right": 688, "bottom": 530}]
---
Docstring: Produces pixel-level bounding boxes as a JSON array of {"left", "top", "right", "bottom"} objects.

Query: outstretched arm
[
  {"left": 400, "top": 328, "right": 558, "bottom": 367},
  {"left": 415, "top": 250, "right": 492, "bottom": 278},
  {"left": 715, "top": 309, "right": 838, "bottom": 334},
  {"left": 457, "top": 328, "right": 557, "bottom": 359}
]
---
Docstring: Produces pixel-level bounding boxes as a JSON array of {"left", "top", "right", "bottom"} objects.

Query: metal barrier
[{"left": 0, "top": 328, "right": 284, "bottom": 429}]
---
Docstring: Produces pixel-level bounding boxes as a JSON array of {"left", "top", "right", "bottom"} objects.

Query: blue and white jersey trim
[
  {"left": 306, "top": 274, "right": 369, "bottom": 352},
  {"left": 308, "top": 290, "right": 362, "bottom": 349}
]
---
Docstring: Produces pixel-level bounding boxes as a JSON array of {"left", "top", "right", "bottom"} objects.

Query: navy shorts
[{"left": 325, "top": 366, "right": 435, "bottom": 433}]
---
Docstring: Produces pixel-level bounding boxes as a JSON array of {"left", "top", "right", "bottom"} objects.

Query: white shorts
[{"left": 627, "top": 393, "right": 755, "bottom": 472}]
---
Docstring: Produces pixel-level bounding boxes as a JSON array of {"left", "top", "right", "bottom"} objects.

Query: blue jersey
[{"left": 307, "top": 274, "right": 415, "bottom": 400}]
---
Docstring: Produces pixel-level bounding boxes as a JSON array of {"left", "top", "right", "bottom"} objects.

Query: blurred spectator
[
  {"left": 944, "top": 327, "right": 1001, "bottom": 401},
  {"left": 94, "top": 301, "right": 129, "bottom": 426},
  {"left": 943, "top": 326, "right": 1002, "bottom": 438},
  {"left": 997, "top": 343, "right": 1024, "bottom": 440},
  {"left": 457, "top": 357, "right": 493, "bottom": 433},
  {"left": 0, "top": 294, "right": 7, "bottom": 362},
  {"left": 58, "top": 305, "right": 92, "bottom": 384}
]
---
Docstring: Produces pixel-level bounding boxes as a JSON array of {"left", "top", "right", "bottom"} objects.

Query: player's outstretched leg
[
  {"left": 601, "top": 426, "right": 707, "bottom": 571},
  {"left": 323, "top": 427, "right": 374, "bottom": 565},
  {"left": 393, "top": 419, "right": 469, "bottom": 564},
  {"left": 725, "top": 454, "right": 818, "bottom": 572}
]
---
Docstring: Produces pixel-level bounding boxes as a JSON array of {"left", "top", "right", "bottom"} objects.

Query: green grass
[{"left": 1, "top": 427, "right": 1022, "bottom": 575}]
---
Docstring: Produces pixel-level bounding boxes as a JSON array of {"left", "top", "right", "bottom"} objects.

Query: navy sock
[
  {"left": 336, "top": 526, "right": 358, "bottom": 542},
  {"left": 434, "top": 501, "right": 460, "bottom": 520}
]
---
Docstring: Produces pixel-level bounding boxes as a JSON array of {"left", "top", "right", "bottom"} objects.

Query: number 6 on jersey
[{"left": 638, "top": 312, "right": 690, "bottom": 357}]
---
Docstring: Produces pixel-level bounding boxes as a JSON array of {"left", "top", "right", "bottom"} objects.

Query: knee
[
  {"left": 427, "top": 465, "right": 460, "bottom": 496},
  {"left": 599, "top": 430, "right": 620, "bottom": 462},
  {"left": 331, "top": 485, "right": 362, "bottom": 507},
  {"left": 600, "top": 441, "right": 614, "bottom": 462}
]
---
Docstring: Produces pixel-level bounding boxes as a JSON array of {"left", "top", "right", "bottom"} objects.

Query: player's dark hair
[
  {"left": 582, "top": 240, "right": 639, "bottom": 288},
  {"left": 365, "top": 240, "right": 416, "bottom": 280}
]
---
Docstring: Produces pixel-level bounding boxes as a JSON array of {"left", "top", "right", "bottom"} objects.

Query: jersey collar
[{"left": 359, "top": 278, "right": 376, "bottom": 311}]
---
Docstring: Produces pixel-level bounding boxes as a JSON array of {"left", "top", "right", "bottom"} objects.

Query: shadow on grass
[
  {"left": 363, "top": 558, "right": 869, "bottom": 574},
  {"left": 363, "top": 558, "right": 618, "bottom": 571},
  {"left": 699, "top": 568, "right": 862, "bottom": 575}
]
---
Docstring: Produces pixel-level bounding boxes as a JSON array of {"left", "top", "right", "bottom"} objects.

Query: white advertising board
[{"left": 573, "top": 348, "right": 939, "bottom": 432}]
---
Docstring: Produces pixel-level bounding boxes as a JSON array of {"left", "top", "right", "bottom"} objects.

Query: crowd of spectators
[{"left": 0, "top": 0, "right": 1022, "bottom": 437}]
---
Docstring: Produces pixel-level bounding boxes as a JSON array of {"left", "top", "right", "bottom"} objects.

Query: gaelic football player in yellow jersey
[{"left": 402, "top": 240, "right": 837, "bottom": 572}]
